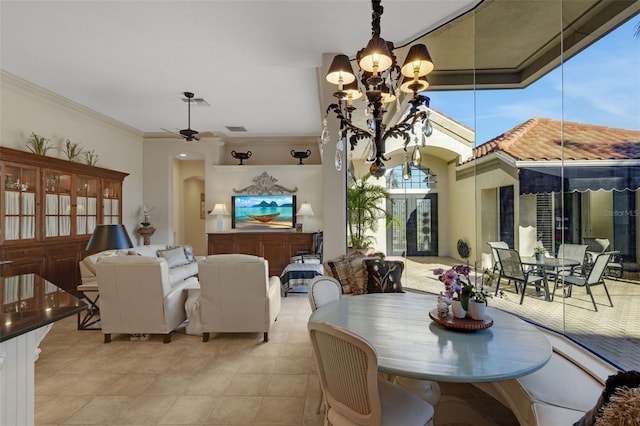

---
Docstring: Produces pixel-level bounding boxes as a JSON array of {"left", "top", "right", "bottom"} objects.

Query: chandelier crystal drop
[{"left": 323, "top": 0, "right": 435, "bottom": 178}]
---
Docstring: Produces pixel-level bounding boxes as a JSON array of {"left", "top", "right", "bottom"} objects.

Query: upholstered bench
[{"left": 473, "top": 326, "right": 621, "bottom": 425}]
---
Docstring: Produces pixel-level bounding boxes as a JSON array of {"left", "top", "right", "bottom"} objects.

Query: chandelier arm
[{"left": 326, "top": 103, "right": 374, "bottom": 151}]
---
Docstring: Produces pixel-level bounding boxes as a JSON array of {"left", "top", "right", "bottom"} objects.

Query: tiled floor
[
  {"left": 35, "top": 295, "right": 325, "bottom": 426},
  {"left": 35, "top": 290, "right": 520, "bottom": 425}
]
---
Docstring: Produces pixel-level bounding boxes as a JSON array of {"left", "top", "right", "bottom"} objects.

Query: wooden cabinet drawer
[{"left": 3, "top": 246, "right": 46, "bottom": 260}]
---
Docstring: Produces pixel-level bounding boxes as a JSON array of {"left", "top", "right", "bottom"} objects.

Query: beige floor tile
[
  {"left": 115, "top": 395, "right": 177, "bottom": 424},
  {"left": 279, "top": 342, "right": 312, "bottom": 359},
  {"left": 159, "top": 396, "right": 216, "bottom": 424},
  {"left": 36, "top": 374, "right": 82, "bottom": 395},
  {"left": 224, "top": 374, "right": 271, "bottom": 396},
  {"left": 238, "top": 357, "right": 278, "bottom": 374},
  {"left": 272, "top": 357, "right": 312, "bottom": 375},
  {"left": 266, "top": 374, "right": 309, "bottom": 397},
  {"left": 200, "top": 354, "right": 245, "bottom": 374},
  {"left": 253, "top": 396, "right": 305, "bottom": 425},
  {"left": 102, "top": 374, "right": 157, "bottom": 396},
  {"left": 184, "top": 373, "right": 234, "bottom": 396},
  {"left": 61, "top": 395, "right": 134, "bottom": 424},
  {"left": 141, "top": 374, "right": 195, "bottom": 396},
  {"left": 206, "top": 396, "right": 262, "bottom": 424},
  {"left": 35, "top": 395, "right": 92, "bottom": 425},
  {"left": 65, "top": 373, "right": 122, "bottom": 396}
]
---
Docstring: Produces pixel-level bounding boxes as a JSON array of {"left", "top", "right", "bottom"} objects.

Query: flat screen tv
[{"left": 232, "top": 194, "right": 296, "bottom": 230}]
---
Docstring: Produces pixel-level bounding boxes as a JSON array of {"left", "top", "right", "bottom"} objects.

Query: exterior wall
[{"left": 0, "top": 72, "right": 143, "bottom": 237}]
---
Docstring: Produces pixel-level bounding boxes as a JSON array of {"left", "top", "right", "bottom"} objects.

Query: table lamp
[
  {"left": 296, "top": 202, "right": 314, "bottom": 232},
  {"left": 210, "top": 203, "right": 229, "bottom": 232},
  {"left": 85, "top": 224, "right": 134, "bottom": 252}
]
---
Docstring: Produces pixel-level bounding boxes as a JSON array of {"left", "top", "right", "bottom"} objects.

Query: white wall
[{"left": 0, "top": 71, "right": 143, "bottom": 236}]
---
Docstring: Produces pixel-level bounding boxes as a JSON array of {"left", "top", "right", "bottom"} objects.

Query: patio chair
[
  {"left": 553, "top": 252, "right": 614, "bottom": 312},
  {"left": 495, "top": 248, "right": 546, "bottom": 305},
  {"left": 487, "top": 241, "right": 510, "bottom": 295},
  {"left": 555, "top": 243, "right": 588, "bottom": 277},
  {"left": 308, "top": 320, "right": 435, "bottom": 426}
]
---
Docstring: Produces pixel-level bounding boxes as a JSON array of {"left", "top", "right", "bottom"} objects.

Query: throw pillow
[
  {"left": 165, "top": 244, "right": 196, "bottom": 263},
  {"left": 363, "top": 259, "right": 404, "bottom": 294},
  {"left": 157, "top": 247, "right": 190, "bottom": 268},
  {"left": 350, "top": 252, "right": 385, "bottom": 295},
  {"left": 326, "top": 256, "right": 354, "bottom": 295}
]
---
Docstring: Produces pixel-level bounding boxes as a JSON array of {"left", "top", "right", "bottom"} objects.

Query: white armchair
[
  {"left": 198, "top": 254, "right": 281, "bottom": 342},
  {"left": 95, "top": 256, "right": 195, "bottom": 343}
]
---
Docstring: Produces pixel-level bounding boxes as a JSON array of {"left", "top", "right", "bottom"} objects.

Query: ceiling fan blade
[{"left": 161, "top": 128, "right": 183, "bottom": 137}]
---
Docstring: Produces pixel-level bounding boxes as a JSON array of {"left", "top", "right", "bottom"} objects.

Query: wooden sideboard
[{"left": 207, "top": 232, "right": 313, "bottom": 276}]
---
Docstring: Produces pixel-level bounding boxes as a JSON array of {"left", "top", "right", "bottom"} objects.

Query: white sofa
[{"left": 80, "top": 244, "right": 202, "bottom": 288}]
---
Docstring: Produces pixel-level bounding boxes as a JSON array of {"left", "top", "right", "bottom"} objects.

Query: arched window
[{"left": 386, "top": 165, "right": 436, "bottom": 190}]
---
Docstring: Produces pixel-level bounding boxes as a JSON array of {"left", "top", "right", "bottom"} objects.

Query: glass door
[{"left": 388, "top": 194, "right": 438, "bottom": 256}]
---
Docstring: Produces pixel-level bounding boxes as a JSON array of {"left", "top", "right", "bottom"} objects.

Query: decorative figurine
[{"left": 437, "top": 292, "right": 450, "bottom": 318}]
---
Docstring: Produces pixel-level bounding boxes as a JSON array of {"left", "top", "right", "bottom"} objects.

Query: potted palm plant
[{"left": 347, "top": 174, "right": 397, "bottom": 250}]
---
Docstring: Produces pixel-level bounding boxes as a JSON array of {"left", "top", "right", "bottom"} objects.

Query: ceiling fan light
[
  {"left": 326, "top": 54, "right": 356, "bottom": 86},
  {"left": 358, "top": 37, "right": 393, "bottom": 74},
  {"left": 400, "top": 44, "right": 434, "bottom": 78}
]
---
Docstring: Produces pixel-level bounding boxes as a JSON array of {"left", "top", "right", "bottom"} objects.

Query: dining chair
[
  {"left": 308, "top": 275, "right": 342, "bottom": 311},
  {"left": 308, "top": 276, "right": 342, "bottom": 414},
  {"left": 308, "top": 320, "right": 435, "bottom": 426},
  {"left": 495, "top": 248, "right": 546, "bottom": 305},
  {"left": 487, "top": 242, "right": 510, "bottom": 295},
  {"left": 553, "top": 252, "right": 614, "bottom": 312}
]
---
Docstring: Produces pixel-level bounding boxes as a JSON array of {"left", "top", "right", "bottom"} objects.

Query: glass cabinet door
[
  {"left": 76, "top": 175, "right": 98, "bottom": 235},
  {"left": 2, "top": 163, "right": 37, "bottom": 241},
  {"left": 44, "top": 170, "right": 72, "bottom": 237},
  {"left": 102, "top": 180, "right": 121, "bottom": 224}
]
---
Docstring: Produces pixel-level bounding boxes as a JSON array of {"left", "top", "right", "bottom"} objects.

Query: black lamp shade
[
  {"left": 326, "top": 54, "right": 356, "bottom": 86},
  {"left": 86, "top": 224, "right": 134, "bottom": 252},
  {"left": 400, "top": 44, "right": 434, "bottom": 78}
]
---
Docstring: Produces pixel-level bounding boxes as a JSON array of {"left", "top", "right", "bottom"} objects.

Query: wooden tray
[{"left": 429, "top": 309, "right": 493, "bottom": 331}]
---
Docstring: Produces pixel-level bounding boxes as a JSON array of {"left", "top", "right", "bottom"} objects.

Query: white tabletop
[{"left": 309, "top": 292, "right": 552, "bottom": 383}]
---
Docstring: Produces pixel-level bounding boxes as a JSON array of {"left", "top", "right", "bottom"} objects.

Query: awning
[{"left": 519, "top": 165, "right": 640, "bottom": 194}]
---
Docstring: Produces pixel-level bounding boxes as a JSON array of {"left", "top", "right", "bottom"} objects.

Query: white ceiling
[{"left": 0, "top": 0, "right": 478, "bottom": 140}]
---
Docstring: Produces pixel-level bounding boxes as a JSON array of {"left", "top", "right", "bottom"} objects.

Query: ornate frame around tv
[{"left": 231, "top": 194, "right": 296, "bottom": 230}]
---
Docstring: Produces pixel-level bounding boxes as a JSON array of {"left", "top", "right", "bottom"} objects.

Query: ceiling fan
[{"left": 163, "top": 91, "right": 202, "bottom": 142}]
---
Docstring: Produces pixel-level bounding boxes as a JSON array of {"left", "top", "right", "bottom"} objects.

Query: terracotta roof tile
[{"left": 471, "top": 118, "right": 640, "bottom": 162}]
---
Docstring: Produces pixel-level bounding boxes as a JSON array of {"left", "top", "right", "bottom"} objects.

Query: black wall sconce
[
  {"left": 231, "top": 150, "right": 252, "bottom": 165},
  {"left": 291, "top": 149, "right": 311, "bottom": 165}
]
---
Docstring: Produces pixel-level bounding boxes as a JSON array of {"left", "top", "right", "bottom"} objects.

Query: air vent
[{"left": 225, "top": 126, "right": 247, "bottom": 132}]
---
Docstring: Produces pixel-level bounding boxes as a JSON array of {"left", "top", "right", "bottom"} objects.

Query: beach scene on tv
[{"left": 232, "top": 195, "right": 295, "bottom": 229}]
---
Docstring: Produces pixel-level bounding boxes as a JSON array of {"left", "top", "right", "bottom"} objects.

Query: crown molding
[{"left": 1, "top": 70, "right": 142, "bottom": 138}]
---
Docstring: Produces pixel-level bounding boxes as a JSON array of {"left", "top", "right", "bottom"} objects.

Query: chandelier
[{"left": 321, "top": 0, "right": 435, "bottom": 178}]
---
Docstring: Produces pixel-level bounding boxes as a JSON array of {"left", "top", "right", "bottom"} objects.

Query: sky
[{"left": 426, "top": 18, "right": 640, "bottom": 146}]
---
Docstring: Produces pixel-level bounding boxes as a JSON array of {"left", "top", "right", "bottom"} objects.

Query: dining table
[
  {"left": 309, "top": 292, "right": 552, "bottom": 384},
  {"left": 519, "top": 256, "right": 580, "bottom": 301}
]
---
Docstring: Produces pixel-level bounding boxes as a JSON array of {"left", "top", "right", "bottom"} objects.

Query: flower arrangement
[
  {"left": 140, "top": 205, "right": 155, "bottom": 226},
  {"left": 434, "top": 264, "right": 474, "bottom": 309},
  {"left": 434, "top": 265, "right": 495, "bottom": 309}
]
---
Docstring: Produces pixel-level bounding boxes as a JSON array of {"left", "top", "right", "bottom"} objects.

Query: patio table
[{"left": 520, "top": 256, "right": 580, "bottom": 301}]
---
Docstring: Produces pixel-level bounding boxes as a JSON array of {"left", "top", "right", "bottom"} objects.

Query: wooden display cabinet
[
  {"left": 208, "top": 232, "right": 313, "bottom": 276},
  {"left": 0, "top": 147, "right": 128, "bottom": 293}
]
